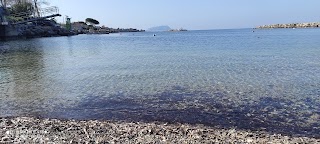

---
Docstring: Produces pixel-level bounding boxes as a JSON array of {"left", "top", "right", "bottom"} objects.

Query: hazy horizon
[{"left": 50, "top": 0, "right": 320, "bottom": 30}]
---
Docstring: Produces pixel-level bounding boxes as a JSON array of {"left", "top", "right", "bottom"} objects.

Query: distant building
[{"left": 71, "top": 22, "right": 88, "bottom": 32}]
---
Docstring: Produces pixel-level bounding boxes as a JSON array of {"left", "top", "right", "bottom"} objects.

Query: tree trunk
[
  {"left": 0, "top": 0, "right": 7, "bottom": 7},
  {"left": 33, "top": 0, "right": 40, "bottom": 17}
]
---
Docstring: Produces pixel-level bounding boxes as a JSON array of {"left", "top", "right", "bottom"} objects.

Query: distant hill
[{"left": 148, "top": 25, "right": 171, "bottom": 31}]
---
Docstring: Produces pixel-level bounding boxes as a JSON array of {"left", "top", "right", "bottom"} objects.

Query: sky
[{"left": 49, "top": 0, "right": 320, "bottom": 30}]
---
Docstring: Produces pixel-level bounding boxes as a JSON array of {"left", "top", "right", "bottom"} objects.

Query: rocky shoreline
[
  {"left": 0, "top": 20, "right": 77, "bottom": 41},
  {"left": 257, "top": 22, "right": 320, "bottom": 29},
  {"left": 0, "top": 117, "right": 319, "bottom": 143}
]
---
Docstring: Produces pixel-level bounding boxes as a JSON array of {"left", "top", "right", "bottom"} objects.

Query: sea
[{"left": 0, "top": 28, "right": 319, "bottom": 137}]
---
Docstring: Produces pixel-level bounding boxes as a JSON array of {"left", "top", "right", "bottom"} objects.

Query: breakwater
[{"left": 257, "top": 22, "right": 320, "bottom": 29}]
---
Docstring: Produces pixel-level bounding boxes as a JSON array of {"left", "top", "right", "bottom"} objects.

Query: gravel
[{"left": 1, "top": 117, "right": 319, "bottom": 143}]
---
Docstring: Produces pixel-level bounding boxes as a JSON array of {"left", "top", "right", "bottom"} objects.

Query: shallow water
[{"left": 0, "top": 29, "right": 319, "bottom": 137}]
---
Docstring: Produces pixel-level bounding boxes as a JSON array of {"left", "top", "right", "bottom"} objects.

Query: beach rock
[
  {"left": 258, "top": 22, "right": 320, "bottom": 29},
  {"left": 7, "top": 21, "right": 78, "bottom": 40},
  {"left": 0, "top": 117, "right": 319, "bottom": 143}
]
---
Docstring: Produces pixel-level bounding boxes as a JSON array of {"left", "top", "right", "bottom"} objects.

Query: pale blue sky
[{"left": 50, "top": 0, "right": 320, "bottom": 30}]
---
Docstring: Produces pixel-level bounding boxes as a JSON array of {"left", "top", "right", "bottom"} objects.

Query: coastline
[
  {"left": 0, "top": 23, "right": 77, "bottom": 41},
  {"left": 1, "top": 117, "right": 319, "bottom": 143}
]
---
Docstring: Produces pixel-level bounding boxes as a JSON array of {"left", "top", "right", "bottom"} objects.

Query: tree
[
  {"left": 0, "top": 0, "right": 15, "bottom": 8},
  {"left": 33, "top": 0, "right": 50, "bottom": 17},
  {"left": 10, "top": 1, "right": 33, "bottom": 14},
  {"left": 33, "top": 0, "right": 39, "bottom": 16},
  {"left": 85, "top": 18, "right": 99, "bottom": 25},
  {"left": 0, "top": 0, "right": 49, "bottom": 15},
  {"left": 0, "top": 0, "right": 7, "bottom": 7}
]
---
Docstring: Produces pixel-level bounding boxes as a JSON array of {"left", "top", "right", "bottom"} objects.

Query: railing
[
  {"left": 39, "top": 6, "right": 59, "bottom": 17},
  {"left": 8, "top": 6, "right": 60, "bottom": 24},
  {"left": 9, "top": 11, "right": 33, "bottom": 18}
]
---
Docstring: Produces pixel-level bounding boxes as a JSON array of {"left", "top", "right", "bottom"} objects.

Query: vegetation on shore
[
  {"left": 71, "top": 19, "right": 145, "bottom": 34},
  {"left": 0, "top": 0, "right": 47, "bottom": 17},
  {"left": 85, "top": 18, "right": 99, "bottom": 25},
  {"left": 0, "top": 0, "right": 144, "bottom": 40},
  {"left": 0, "top": 0, "right": 77, "bottom": 40}
]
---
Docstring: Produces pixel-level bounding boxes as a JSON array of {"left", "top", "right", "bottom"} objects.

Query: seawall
[{"left": 257, "top": 22, "right": 320, "bottom": 29}]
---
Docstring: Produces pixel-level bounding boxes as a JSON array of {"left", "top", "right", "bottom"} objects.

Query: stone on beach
[{"left": 0, "top": 117, "right": 319, "bottom": 143}]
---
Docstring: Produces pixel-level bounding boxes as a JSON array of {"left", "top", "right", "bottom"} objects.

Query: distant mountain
[{"left": 148, "top": 25, "right": 171, "bottom": 31}]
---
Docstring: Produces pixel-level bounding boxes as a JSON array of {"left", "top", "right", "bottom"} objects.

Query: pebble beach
[
  {"left": 1, "top": 117, "right": 319, "bottom": 143},
  {"left": 1, "top": 29, "right": 320, "bottom": 143}
]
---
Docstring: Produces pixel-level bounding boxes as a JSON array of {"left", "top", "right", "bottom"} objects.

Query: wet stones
[{"left": 0, "top": 117, "right": 319, "bottom": 143}]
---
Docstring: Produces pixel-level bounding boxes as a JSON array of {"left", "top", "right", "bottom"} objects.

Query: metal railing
[
  {"left": 39, "top": 6, "right": 59, "bottom": 17},
  {"left": 8, "top": 6, "right": 60, "bottom": 24},
  {"left": 9, "top": 10, "right": 33, "bottom": 18}
]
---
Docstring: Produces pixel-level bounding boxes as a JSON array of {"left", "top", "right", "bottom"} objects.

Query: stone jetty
[{"left": 257, "top": 22, "right": 320, "bottom": 29}]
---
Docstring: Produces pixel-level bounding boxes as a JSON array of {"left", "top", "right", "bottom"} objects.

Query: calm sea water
[{"left": 0, "top": 29, "right": 319, "bottom": 137}]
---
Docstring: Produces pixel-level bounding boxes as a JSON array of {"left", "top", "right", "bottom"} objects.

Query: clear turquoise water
[{"left": 0, "top": 29, "right": 319, "bottom": 137}]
